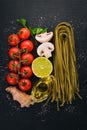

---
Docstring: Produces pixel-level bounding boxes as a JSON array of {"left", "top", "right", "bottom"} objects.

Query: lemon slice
[{"left": 32, "top": 57, "right": 53, "bottom": 78}]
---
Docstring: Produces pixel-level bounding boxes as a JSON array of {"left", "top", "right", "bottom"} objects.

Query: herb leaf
[
  {"left": 31, "top": 28, "right": 48, "bottom": 35},
  {"left": 41, "top": 28, "right": 48, "bottom": 33},
  {"left": 17, "top": 18, "right": 27, "bottom": 27}
]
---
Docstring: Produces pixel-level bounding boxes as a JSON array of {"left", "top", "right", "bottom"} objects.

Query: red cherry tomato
[
  {"left": 18, "top": 78, "right": 31, "bottom": 91},
  {"left": 8, "top": 34, "right": 20, "bottom": 46},
  {"left": 20, "top": 66, "right": 32, "bottom": 78},
  {"left": 20, "top": 40, "right": 34, "bottom": 53},
  {"left": 8, "top": 60, "right": 20, "bottom": 72},
  {"left": 8, "top": 47, "right": 20, "bottom": 59},
  {"left": 18, "top": 28, "right": 30, "bottom": 40},
  {"left": 6, "top": 72, "right": 18, "bottom": 85},
  {"left": 21, "top": 53, "right": 34, "bottom": 65}
]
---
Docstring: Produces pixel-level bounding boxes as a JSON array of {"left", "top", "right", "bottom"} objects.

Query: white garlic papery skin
[
  {"left": 35, "top": 32, "right": 53, "bottom": 43},
  {"left": 37, "top": 42, "right": 54, "bottom": 58}
]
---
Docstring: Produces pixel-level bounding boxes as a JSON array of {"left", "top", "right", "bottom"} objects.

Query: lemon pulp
[{"left": 32, "top": 57, "right": 53, "bottom": 78}]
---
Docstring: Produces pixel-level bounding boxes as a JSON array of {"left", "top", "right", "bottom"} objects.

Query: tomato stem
[
  {"left": 17, "top": 47, "right": 21, "bottom": 81},
  {"left": 22, "top": 81, "right": 27, "bottom": 86}
]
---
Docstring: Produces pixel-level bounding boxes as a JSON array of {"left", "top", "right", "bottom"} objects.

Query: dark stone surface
[{"left": 0, "top": 0, "right": 87, "bottom": 129}]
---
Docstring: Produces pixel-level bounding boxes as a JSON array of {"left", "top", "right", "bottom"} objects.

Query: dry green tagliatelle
[{"left": 52, "top": 22, "right": 82, "bottom": 107}]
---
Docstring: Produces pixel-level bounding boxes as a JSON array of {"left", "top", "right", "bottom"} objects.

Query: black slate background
[{"left": 0, "top": 0, "right": 87, "bottom": 129}]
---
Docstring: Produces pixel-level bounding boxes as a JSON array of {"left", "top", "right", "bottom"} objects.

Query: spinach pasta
[{"left": 53, "top": 22, "right": 81, "bottom": 106}]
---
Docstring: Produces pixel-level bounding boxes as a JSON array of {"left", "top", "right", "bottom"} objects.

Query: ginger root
[{"left": 5, "top": 86, "right": 36, "bottom": 108}]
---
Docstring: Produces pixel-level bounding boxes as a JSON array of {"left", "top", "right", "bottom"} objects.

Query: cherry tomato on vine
[
  {"left": 21, "top": 53, "right": 34, "bottom": 65},
  {"left": 6, "top": 72, "right": 18, "bottom": 85},
  {"left": 8, "top": 47, "right": 20, "bottom": 59},
  {"left": 8, "top": 60, "right": 20, "bottom": 72},
  {"left": 20, "top": 66, "right": 32, "bottom": 78},
  {"left": 18, "top": 28, "right": 30, "bottom": 40},
  {"left": 8, "top": 34, "right": 20, "bottom": 46},
  {"left": 18, "top": 78, "right": 31, "bottom": 91},
  {"left": 20, "top": 40, "right": 34, "bottom": 53}
]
